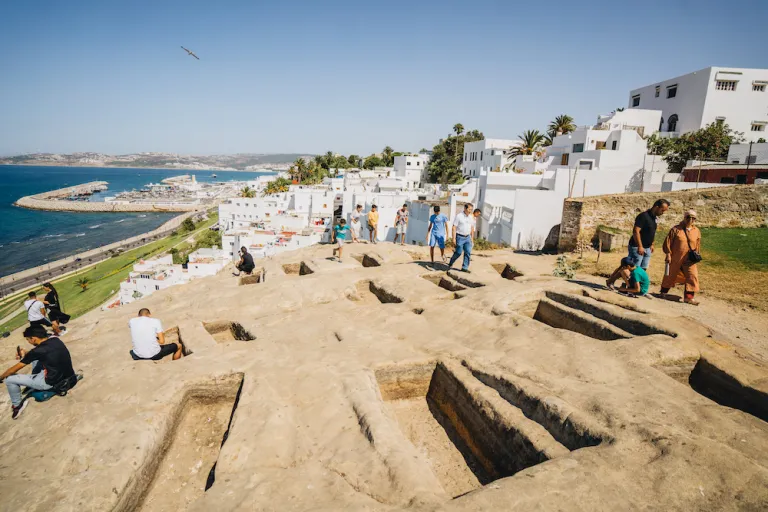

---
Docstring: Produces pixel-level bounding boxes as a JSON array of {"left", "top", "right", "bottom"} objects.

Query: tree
[
  {"left": 419, "top": 148, "right": 429, "bottom": 153},
  {"left": 363, "top": 154, "right": 385, "bottom": 169},
  {"left": 426, "top": 124, "right": 484, "bottom": 185},
  {"left": 542, "top": 134, "right": 554, "bottom": 147},
  {"left": 263, "top": 177, "right": 292, "bottom": 195},
  {"left": 510, "top": 130, "right": 546, "bottom": 156},
  {"left": 347, "top": 154, "right": 360, "bottom": 167},
  {"left": 293, "top": 158, "right": 308, "bottom": 183},
  {"left": 758, "top": 138, "right": 766, "bottom": 144},
  {"left": 382, "top": 146, "right": 394, "bottom": 166},
  {"left": 547, "top": 115, "right": 576, "bottom": 137},
  {"left": 646, "top": 133, "right": 676, "bottom": 156},
  {"left": 181, "top": 217, "right": 196, "bottom": 232},
  {"left": 75, "top": 277, "right": 90, "bottom": 292},
  {"left": 240, "top": 186, "right": 254, "bottom": 198},
  {"left": 661, "top": 122, "right": 744, "bottom": 173}
]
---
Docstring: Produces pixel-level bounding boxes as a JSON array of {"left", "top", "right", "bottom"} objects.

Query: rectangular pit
[
  {"left": 492, "top": 263, "right": 523, "bottom": 280},
  {"left": 352, "top": 253, "right": 382, "bottom": 267},
  {"left": 421, "top": 273, "right": 467, "bottom": 293},
  {"left": 239, "top": 269, "right": 265, "bottom": 286},
  {"left": 203, "top": 321, "right": 255, "bottom": 343},
  {"left": 656, "top": 357, "right": 768, "bottom": 423},
  {"left": 282, "top": 262, "right": 313, "bottom": 275},
  {"left": 163, "top": 326, "right": 193, "bottom": 356},
  {"left": 117, "top": 374, "right": 244, "bottom": 512},
  {"left": 374, "top": 361, "right": 573, "bottom": 498},
  {"left": 350, "top": 280, "right": 403, "bottom": 304},
  {"left": 531, "top": 298, "right": 632, "bottom": 340}
]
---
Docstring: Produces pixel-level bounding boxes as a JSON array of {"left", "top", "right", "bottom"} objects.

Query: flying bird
[{"left": 181, "top": 46, "right": 199, "bottom": 60}]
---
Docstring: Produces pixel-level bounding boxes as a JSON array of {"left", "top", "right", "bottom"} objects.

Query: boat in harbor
[{"left": 211, "top": 173, "right": 217, "bottom": 178}]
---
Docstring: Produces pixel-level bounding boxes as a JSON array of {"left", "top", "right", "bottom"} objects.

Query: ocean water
[{"left": 0, "top": 165, "right": 270, "bottom": 277}]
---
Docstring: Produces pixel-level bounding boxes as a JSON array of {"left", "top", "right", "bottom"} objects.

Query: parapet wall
[
  {"left": 14, "top": 181, "right": 203, "bottom": 213},
  {"left": 558, "top": 184, "right": 768, "bottom": 252}
]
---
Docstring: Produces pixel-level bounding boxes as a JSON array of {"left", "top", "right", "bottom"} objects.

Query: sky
[{"left": 1, "top": 0, "right": 767, "bottom": 157}]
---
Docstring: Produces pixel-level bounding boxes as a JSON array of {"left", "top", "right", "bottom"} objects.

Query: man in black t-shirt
[
  {"left": 233, "top": 246, "right": 255, "bottom": 276},
  {"left": 627, "top": 199, "right": 670, "bottom": 269},
  {"left": 0, "top": 325, "right": 75, "bottom": 419}
]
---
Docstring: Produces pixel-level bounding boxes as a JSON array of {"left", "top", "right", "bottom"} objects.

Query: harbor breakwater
[{"left": 14, "top": 181, "right": 203, "bottom": 212}]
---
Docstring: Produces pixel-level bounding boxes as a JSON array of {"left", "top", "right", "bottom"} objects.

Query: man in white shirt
[
  {"left": 448, "top": 203, "right": 482, "bottom": 273},
  {"left": 393, "top": 204, "right": 409, "bottom": 245},
  {"left": 24, "top": 291, "right": 58, "bottom": 334},
  {"left": 349, "top": 204, "right": 363, "bottom": 242},
  {"left": 128, "top": 308, "right": 184, "bottom": 361}
]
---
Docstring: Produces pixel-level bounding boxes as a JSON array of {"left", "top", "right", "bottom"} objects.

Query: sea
[{"left": 0, "top": 165, "right": 271, "bottom": 277}]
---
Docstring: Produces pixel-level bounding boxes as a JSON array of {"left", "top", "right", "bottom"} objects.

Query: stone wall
[{"left": 558, "top": 184, "right": 768, "bottom": 252}]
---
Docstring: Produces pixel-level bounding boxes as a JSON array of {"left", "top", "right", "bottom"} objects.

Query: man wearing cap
[
  {"left": 628, "top": 199, "right": 670, "bottom": 270},
  {"left": 0, "top": 325, "right": 75, "bottom": 419},
  {"left": 660, "top": 209, "right": 702, "bottom": 305},
  {"left": 606, "top": 257, "right": 650, "bottom": 297}
]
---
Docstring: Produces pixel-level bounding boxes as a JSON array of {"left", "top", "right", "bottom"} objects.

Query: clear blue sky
[{"left": 1, "top": 0, "right": 766, "bottom": 157}]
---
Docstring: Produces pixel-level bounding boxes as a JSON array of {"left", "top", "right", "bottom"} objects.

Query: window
[
  {"left": 416, "top": 161, "right": 420, "bottom": 166},
  {"left": 572, "top": 143, "right": 584, "bottom": 153},
  {"left": 667, "top": 85, "right": 677, "bottom": 98},
  {"left": 655, "top": 86, "right": 660, "bottom": 97},
  {"left": 757, "top": 172, "right": 768, "bottom": 179},
  {"left": 667, "top": 114, "right": 678, "bottom": 132},
  {"left": 155, "top": 285, "right": 160, "bottom": 291},
  {"left": 751, "top": 123, "right": 766, "bottom": 132},
  {"left": 578, "top": 161, "right": 593, "bottom": 170},
  {"left": 715, "top": 117, "right": 726, "bottom": 124},
  {"left": 631, "top": 94, "right": 640, "bottom": 107},
  {"left": 716, "top": 80, "right": 737, "bottom": 91},
  {"left": 491, "top": 150, "right": 495, "bottom": 156},
  {"left": 754, "top": 83, "right": 767, "bottom": 92},
  {"left": 612, "top": 141, "right": 618, "bottom": 150},
  {"left": 720, "top": 177, "right": 735, "bottom": 184},
  {"left": 406, "top": 161, "right": 411, "bottom": 165},
  {"left": 464, "top": 154, "right": 467, "bottom": 161},
  {"left": 736, "top": 175, "right": 748, "bottom": 184},
  {"left": 480, "top": 151, "right": 483, "bottom": 160},
  {"left": 595, "top": 141, "right": 606, "bottom": 150}
]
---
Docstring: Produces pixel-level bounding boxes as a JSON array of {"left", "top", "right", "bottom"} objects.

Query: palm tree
[
  {"left": 453, "top": 123, "right": 465, "bottom": 136},
  {"left": 542, "top": 134, "right": 554, "bottom": 147},
  {"left": 382, "top": 146, "right": 394, "bottom": 166},
  {"left": 75, "top": 277, "right": 90, "bottom": 292},
  {"left": 324, "top": 151, "right": 335, "bottom": 170},
  {"left": 240, "top": 186, "right": 254, "bottom": 198},
  {"left": 294, "top": 158, "right": 308, "bottom": 183},
  {"left": 547, "top": 115, "right": 576, "bottom": 137},
  {"left": 263, "top": 177, "right": 291, "bottom": 195},
  {"left": 511, "top": 130, "right": 546, "bottom": 156},
  {"left": 347, "top": 154, "right": 360, "bottom": 167}
]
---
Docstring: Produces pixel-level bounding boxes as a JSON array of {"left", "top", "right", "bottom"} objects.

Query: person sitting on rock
[
  {"left": 128, "top": 308, "right": 184, "bottom": 361},
  {"left": 606, "top": 257, "right": 650, "bottom": 297},
  {"left": 233, "top": 246, "right": 255, "bottom": 276},
  {"left": 0, "top": 325, "right": 76, "bottom": 419}
]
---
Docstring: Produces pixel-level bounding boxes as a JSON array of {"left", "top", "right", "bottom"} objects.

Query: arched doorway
[{"left": 667, "top": 114, "right": 678, "bottom": 132}]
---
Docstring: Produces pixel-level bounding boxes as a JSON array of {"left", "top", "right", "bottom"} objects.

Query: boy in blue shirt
[
  {"left": 607, "top": 257, "right": 650, "bottom": 297},
  {"left": 425, "top": 205, "right": 450, "bottom": 264},
  {"left": 332, "top": 218, "right": 355, "bottom": 262}
]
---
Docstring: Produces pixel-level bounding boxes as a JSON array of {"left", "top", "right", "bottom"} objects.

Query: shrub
[
  {"left": 181, "top": 218, "right": 196, "bottom": 232},
  {"left": 552, "top": 256, "right": 576, "bottom": 279}
]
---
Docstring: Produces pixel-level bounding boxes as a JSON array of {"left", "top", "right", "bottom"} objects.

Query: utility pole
[
  {"left": 746, "top": 141, "right": 753, "bottom": 172},
  {"left": 696, "top": 154, "right": 703, "bottom": 189}
]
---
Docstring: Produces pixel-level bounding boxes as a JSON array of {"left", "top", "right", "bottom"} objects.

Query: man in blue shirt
[{"left": 425, "top": 205, "right": 450, "bottom": 264}]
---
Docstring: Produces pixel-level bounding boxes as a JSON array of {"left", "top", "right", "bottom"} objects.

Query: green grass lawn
[
  {"left": 0, "top": 212, "right": 219, "bottom": 334},
  {"left": 582, "top": 226, "right": 768, "bottom": 312}
]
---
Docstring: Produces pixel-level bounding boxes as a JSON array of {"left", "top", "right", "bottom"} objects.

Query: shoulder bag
[{"left": 684, "top": 229, "right": 702, "bottom": 264}]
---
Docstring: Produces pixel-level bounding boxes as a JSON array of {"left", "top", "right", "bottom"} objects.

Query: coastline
[
  {"left": 0, "top": 211, "right": 193, "bottom": 289},
  {"left": 0, "top": 163, "right": 280, "bottom": 172}
]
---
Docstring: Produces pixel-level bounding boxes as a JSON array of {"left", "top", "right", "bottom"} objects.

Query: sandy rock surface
[{"left": 0, "top": 243, "right": 766, "bottom": 511}]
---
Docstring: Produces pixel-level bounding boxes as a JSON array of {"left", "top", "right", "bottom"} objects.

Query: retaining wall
[{"left": 558, "top": 184, "right": 768, "bottom": 252}]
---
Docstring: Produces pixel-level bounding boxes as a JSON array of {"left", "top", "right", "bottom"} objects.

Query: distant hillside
[{"left": 0, "top": 152, "right": 315, "bottom": 171}]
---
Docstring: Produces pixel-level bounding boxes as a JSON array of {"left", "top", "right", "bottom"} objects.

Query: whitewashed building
[
  {"left": 628, "top": 66, "right": 768, "bottom": 141},
  {"left": 393, "top": 154, "right": 430, "bottom": 188},
  {"left": 462, "top": 139, "right": 519, "bottom": 178},
  {"left": 119, "top": 255, "right": 188, "bottom": 306},
  {"left": 727, "top": 142, "right": 768, "bottom": 164},
  {"left": 186, "top": 248, "right": 229, "bottom": 278}
]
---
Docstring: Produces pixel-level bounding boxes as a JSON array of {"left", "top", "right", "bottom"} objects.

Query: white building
[
  {"left": 393, "top": 154, "right": 430, "bottom": 188},
  {"left": 186, "top": 248, "right": 229, "bottom": 278},
  {"left": 727, "top": 142, "right": 768, "bottom": 164},
  {"left": 628, "top": 66, "right": 768, "bottom": 141},
  {"left": 462, "top": 139, "right": 519, "bottom": 178},
  {"left": 119, "top": 255, "right": 188, "bottom": 306}
]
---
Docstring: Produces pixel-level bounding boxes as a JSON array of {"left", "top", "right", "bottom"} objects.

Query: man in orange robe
[{"left": 661, "top": 210, "right": 702, "bottom": 305}]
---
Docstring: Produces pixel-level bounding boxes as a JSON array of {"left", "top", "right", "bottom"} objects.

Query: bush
[
  {"left": 181, "top": 218, "right": 196, "bottom": 232},
  {"left": 552, "top": 256, "right": 576, "bottom": 279}
]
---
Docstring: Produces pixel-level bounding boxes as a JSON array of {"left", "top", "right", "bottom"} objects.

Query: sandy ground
[{"left": 0, "top": 242, "right": 766, "bottom": 511}]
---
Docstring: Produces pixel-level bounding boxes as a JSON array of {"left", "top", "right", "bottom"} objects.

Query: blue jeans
[
  {"left": 5, "top": 361, "right": 51, "bottom": 407},
  {"left": 449, "top": 235, "right": 472, "bottom": 270},
  {"left": 628, "top": 245, "right": 652, "bottom": 269}
]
